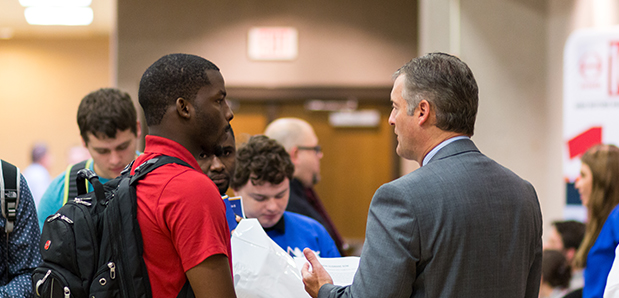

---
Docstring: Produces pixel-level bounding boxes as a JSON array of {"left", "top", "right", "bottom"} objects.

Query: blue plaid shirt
[{"left": 0, "top": 175, "right": 42, "bottom": 297}]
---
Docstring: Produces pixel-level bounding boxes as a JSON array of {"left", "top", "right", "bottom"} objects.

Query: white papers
[
  {"left": 231, "top": 219, "right": 360, "bottom": 298},
  {"left": 294, "top": 256, "right": 360, "bottom": 286},
  {"left": 232, "top": 219, "right": 309, "bottom": 298}
]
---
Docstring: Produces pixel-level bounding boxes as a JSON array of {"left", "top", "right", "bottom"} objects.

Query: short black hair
[
  {"left": 212, "top": 124, "right": 236, "bottom": 158},
  {"left": 138, "top": 53, "right": 220, "bottom": 126},
  {"left": 552, "top": 220, "right": 585, "bottom": 250},
  {"left": 77, "top": 88, "right": 137, "bottom": 144},
  {"left": 393, "top": 52, "right": 478, "bottom": 136},
  {"left": 227, "top": 124, "right": 235, "bottom": 141},
  {"left": 231, "top": 135, "right": 294, "bottom": 190}
]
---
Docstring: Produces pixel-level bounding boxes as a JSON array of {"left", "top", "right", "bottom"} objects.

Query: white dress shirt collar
[{"left": 421, "top": 136, "right": 470, "bottom": 166}]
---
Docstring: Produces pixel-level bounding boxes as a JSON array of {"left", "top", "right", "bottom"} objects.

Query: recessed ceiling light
[
  {"left": 24, "top": 7, "right": 93, "bottom": 26},
  {"left": 19, "top": 0, "right": 92, "bottom": 7}
]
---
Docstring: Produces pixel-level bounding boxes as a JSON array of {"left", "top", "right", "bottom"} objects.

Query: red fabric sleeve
[{"left": 158, "top": 169, "right": 231, "bottom": 272}]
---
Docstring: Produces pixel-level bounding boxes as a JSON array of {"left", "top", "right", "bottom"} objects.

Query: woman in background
[{"left": 573, "top": 144, "right": 619, "bottom": 298}]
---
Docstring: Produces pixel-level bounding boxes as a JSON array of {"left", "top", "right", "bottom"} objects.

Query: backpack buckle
[
  {"left": 4, "top": 189, "right": 17, "bottom": 221},
  {"left": 120, "top": 160, "right": 135, "bottom": 176},
  {"left": 134, "top": 158, "right": 159, "bottom": 175}
]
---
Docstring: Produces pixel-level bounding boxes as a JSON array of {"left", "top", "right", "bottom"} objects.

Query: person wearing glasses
[{"left": 265, "top": 117, "right": 347, "bottom": 255}]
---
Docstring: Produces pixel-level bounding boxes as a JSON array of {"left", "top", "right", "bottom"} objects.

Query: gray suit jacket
[{"left": 319, "top": 139, "right": 542, "bottom": 298}]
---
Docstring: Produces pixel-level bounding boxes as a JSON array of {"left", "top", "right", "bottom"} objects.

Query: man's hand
[{"left": 301, "top": 248, "right": 333, "bottom": 298}]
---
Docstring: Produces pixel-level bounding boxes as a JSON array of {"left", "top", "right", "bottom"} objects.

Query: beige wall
[
  {"left": 460, "top": 1, "right": 552, "bottom": 228},
  {"left": 0, "top": 37, "right": 110, "bottom": 176},
  {"left": 546, "top": 0, "right": 579, "bottom": 232},
  {"left": 116, "top": 0, "right": 417, "bottom": 106}
]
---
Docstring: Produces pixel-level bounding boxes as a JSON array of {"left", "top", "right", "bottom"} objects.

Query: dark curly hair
[
  {"left": 231, "top": 135, "right": 294, "bottom": 190},
  {"left": 77, "top": 88, "right": 137, "bottom": 145},
  {"left": 138, "top": 53, "right": 220, "bottom": 126}
]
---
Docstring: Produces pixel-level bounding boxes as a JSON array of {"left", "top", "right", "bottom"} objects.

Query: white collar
[{"left": 421, "top": 136, "right": 469, "bottom": 166}]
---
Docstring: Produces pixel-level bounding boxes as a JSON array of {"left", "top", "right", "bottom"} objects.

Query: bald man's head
[
  {"left": 264, "top": 118, "right": 323, "bottom": 187},
  {"left": 264, "top": 118, "right": 313, "bottom": 150}
]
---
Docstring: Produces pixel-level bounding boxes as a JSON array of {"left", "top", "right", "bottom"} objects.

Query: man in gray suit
[{"left": 302, "top": 52, "right": 543, "bottom": 298}]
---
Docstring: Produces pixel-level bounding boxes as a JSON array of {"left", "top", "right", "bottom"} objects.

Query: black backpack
[
  {"left": 1, "top": 159, "right": 20, "bottom": 235},
  {"left": 33, "top": 156, "right": 194, "bottom": 298},
  {"left": 61, "top": 159, "right": 93, "bottom": 207}
]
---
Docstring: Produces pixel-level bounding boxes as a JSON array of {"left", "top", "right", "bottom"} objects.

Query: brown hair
[
  {"left": 542, "top": 249, "right": 572, "bottom": 289},
  {"left": 231, "top": 135, "right": 294, "bottom": 190},
  {"left": 77, "top": 88, "right": 137, "bottom": 145},
  {"left": 573, "top": 144, "right": 619, "bottom": 268}
]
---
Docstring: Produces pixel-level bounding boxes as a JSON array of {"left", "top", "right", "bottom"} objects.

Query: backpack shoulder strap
[
  {"left": 130, "top": 156, "right": 191, "bottom": 185},
  {"left": 63, "top": 159, "right": 92, "bottom": 205},
  {"left": 127, "top": 156, "right": 194, "bottom": 298},
  {"left": 0, "top": 160, "right": 20, "bottom": 234}
]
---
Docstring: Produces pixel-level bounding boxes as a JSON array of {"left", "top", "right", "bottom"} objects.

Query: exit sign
[{"left": 248, "top": 27, "right": 298, "bottom": 61}]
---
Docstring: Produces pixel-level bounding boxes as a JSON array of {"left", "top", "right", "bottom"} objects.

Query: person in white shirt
[
  {"left": 604, "top": 244, "right": 619, "bottom": 298},
  {"left": 22, "top": 142, "right": 52, "bottom": 208}
]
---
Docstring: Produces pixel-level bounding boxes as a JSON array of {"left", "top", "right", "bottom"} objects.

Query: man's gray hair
[{"left": 393, "top": 52, "right": 478, "bottom": 136}]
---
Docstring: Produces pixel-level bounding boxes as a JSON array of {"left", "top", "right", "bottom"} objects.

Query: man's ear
[
  {"left": 176, "top": 97, "right": 192, "bottom": 119},
  {"left": 417, "top": 100, "right": 431, "bottom": 126},
  {"left": 565, "top": 247, "right": 576, "bottom": 263},
  {"left": 289, "top": 147, "right": 300, "bottom": 164},
  {"left": 135, "top": 120, "right": 142, "bottom": 138}
]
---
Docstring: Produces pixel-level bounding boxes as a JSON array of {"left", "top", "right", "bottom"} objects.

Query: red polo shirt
[{"left": 132, "top": 135, "right": 231, "bottom": 298}]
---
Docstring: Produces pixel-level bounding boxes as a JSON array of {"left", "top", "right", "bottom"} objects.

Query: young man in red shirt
[{"left": 135, "top": 53, "right": 236, "bottom": 298}]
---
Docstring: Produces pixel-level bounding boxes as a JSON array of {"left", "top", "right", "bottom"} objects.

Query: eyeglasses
[{"left": 297, "top": 145, "right": 322, "bottom": 154}]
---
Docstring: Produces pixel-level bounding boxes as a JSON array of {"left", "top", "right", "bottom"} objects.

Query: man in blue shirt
[
  {"left": 37, "top": 88, "right": 141, "bottom": 229},
  {"left": 230, "top": 135, "right": 340, "bottom": 258},
  {"left": 0, "top": 161, "right": 42, "bottom": 296}
]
